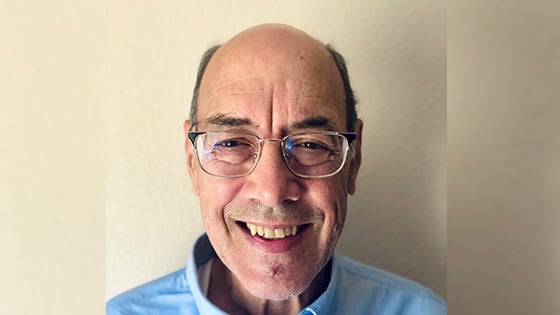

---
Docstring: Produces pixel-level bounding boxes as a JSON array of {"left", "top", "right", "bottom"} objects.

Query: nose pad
[{"left": 244, "top": 140, "right": 301, "bottom": 207}]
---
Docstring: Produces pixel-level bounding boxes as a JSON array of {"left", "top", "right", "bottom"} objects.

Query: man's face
[{"left": 185, "top": 26, "right": 361, "bottom": 300}]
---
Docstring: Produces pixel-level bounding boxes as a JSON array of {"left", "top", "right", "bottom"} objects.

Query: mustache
[{"left": 224, "top": 201, "right": 321, "bottom": 223}]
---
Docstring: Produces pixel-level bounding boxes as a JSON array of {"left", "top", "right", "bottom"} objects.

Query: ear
[
  {"left": 184, "top": 120, "right": 200, "bottom": 196},
  {"left": 347, "top": 119, "right": 363, "bottom": 195}
]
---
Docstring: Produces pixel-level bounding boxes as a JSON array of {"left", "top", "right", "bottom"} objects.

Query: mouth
[{"left": 238, "top": 222, "right": 309, "bottom": 240}]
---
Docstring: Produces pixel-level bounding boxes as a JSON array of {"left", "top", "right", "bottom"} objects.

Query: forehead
[{"left": 197, "top": 30, "right": 346, "bottom": 132}]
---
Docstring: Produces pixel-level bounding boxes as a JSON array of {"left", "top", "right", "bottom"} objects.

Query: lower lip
[{"left": 240, "top": 224, "right": 307, "bottom": 254}]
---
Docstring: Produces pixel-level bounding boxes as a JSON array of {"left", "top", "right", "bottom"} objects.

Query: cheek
[
  {"left": 307, "top": 178, "right": 348, "bottom": 225},
  {"left": 198, "top": 177, "right": 244, "bottom": 219}
]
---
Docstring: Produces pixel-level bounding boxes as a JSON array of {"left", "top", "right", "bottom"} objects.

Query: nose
[{"left": 242, "top": 141, "right": 302, "bottom": 208}]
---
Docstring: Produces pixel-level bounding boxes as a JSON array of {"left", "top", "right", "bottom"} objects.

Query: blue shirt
[{"left": 107, "top": 234, "right": 446, "bottom": 314}]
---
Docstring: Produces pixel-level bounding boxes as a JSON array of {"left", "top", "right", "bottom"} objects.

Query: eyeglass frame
[{"left": 187, "top": 130, "right": 357, "bottom": 179}]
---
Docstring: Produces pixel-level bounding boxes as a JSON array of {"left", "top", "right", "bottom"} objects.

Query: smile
[{"left": 245, "top": 222, "right": 302, "bottom": 240}]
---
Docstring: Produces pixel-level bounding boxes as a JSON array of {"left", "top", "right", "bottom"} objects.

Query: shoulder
[
  {"left": 106, "top": 269, "right": 198, "bottom": 315},
  {"left": 332, "top": 255, "right": 446, "bottom": 314}
]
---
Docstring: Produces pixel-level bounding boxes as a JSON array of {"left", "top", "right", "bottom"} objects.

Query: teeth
[
  {"left": 245, "top": 223, "right": 299, "bottom": 240},
  {"left": 285, "top": 227, "right": 292, "bottom": 237},
  {"left": 274, "top": 228, "right": 285, "bottom": 238},
  {"left": 264, "top": 228, "right": 274, "bottom": 238},
  {"left": 248, "top": 223, "right": 257, "bottom": 236}
]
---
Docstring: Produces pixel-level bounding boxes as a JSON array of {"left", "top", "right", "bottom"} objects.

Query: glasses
[{"left": 187, "top": 131, "right": 356, "bottom": 178}]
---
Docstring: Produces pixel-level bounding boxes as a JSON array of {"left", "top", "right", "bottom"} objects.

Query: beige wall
[
  {"left": 448, "top": 1, "right": 560, "bottom": 314},
  {"left": 1, "top": 1, "right": 106, "bottom": 314}
]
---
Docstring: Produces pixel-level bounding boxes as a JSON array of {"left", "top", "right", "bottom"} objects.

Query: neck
[{"left": 208, "top": 259, "right": 331, "bottom": 315}]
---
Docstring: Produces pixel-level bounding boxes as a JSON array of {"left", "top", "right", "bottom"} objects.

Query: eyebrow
[
  {"left": 291, "top": 115, "right": 336, "bottom": 131},
  {"left": 203, "top": 113, "right": 336, "bottom": 132},
  {"left": 205, "top": 114, "right": 252, "bottom": 127}
]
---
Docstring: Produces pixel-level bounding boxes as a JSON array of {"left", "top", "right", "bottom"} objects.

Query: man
[{"left": 107, "top": 24, "right": 446, "bottom": 314}]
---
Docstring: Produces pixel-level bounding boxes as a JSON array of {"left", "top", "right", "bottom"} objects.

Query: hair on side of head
[
  {"left": 325, "top": 45, "right": 357, "bottom": 132},
  {"left": 189, "top": 45, "right": 221, "bottom": 129}
]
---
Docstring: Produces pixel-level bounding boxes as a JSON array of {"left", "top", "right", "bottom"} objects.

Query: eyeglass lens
[{"left": 194, "top": 132, "right": 349, "bottom": 178}]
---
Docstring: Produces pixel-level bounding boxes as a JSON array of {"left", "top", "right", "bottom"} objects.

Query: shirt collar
[
  {"left": 301, "top": 253, "right": 341, "bottom": 315},
  {"left": 185, "top": 234, "right": 227, "bottom": 314}
]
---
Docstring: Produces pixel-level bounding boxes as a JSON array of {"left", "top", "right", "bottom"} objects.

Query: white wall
[{"left": 104, "top": 0, "right": 447, "bottom": 300}]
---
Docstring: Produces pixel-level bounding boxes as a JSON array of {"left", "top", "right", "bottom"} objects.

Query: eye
[
  {"left": 295, "top": 141, "right": 330, "bottom": 151},
  {"left": 287, "top": 137, "right": 332, "bottom": 152},
  {"left": 215, "top": 139, "right": 244, "bottom": 148},
  {"left": 211, "top": 136, "right": 257, "bottom": 154}
]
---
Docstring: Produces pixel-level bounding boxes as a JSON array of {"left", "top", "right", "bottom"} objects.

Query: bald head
[
  {"left": 210, "top": 24, "right": 333, "bottom": 72},
  {"left": 189, "top": 24, "right": 357, "bottom": 131}
]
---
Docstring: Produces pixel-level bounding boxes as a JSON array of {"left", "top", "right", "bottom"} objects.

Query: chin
[
  {"left": 243, "top": 278, "right": 310, "bottom": 301},
  {"left": 231, "top": 263, "right": 316, "bottom": 300}
]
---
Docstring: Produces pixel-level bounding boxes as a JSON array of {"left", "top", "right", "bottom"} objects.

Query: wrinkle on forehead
[
  {"left": 200, "top": 78, "right": 344, "bottom": 133},
  {"left": 208, "top": 74, "right": 265, "bottom": 94},
  {"left": 205, "top": 75, "right": 333, "bottom": 108}
]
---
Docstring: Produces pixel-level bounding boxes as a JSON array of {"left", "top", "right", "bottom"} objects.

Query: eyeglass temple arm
[
  {"left": 341, "top": 132, "right": 357, "bottom": 144},
  {"left": 187, "top": 131, "right": 205, "bottom": 145}
]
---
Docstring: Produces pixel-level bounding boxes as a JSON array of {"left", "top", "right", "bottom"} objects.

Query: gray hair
[
  {"left": 189, "top": 44, "right": 221, "bottom": 128},
  {"left": 189, "top": 44, "right": 357, "bottom": 131}
]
